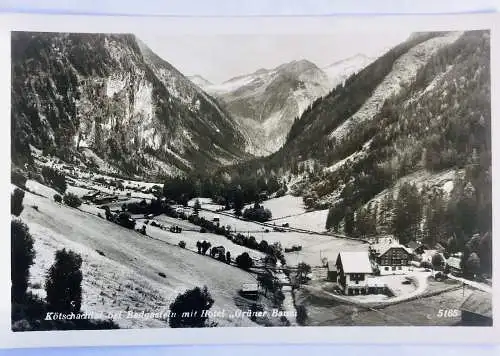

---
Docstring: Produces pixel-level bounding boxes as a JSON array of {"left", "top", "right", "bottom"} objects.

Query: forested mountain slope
[{"left": 219, "top": 31, "right": 491, "bottom": 264}]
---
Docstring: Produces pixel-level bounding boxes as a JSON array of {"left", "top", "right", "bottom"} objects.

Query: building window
[
  {"left": 398, "top": 266, "right": 402, "bottom": 270},
  {"left": 392, "top": 266, "right": 396, "bottom": 271},
  {"left": 385, "top": 267, "right": 389, "bottom": 271}
]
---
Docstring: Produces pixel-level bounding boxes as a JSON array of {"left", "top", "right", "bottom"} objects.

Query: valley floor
[{"left": 14, "top": 155, "right": 491, "bottom": 328}]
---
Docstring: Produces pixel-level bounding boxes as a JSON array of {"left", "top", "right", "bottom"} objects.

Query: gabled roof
[
  {"left": 337, "top": 251, "right": 373, "bottom": 274},
  {"left": 378, "top": 244, "right": 412, "bottom": 257},
  {"left": 372, "top": 243, "right": 412, "bottom": 257},
  {"left": 446, "top": 257, "right": 462, "bottom": 269},
  {"left": 242, "top": 283, "right": 258, "bottom": 292},
  {"left": 460, "top": 291, "right": 492, "bottom": 318}
]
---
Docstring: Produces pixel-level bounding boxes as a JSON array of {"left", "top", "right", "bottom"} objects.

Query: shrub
[
  {"left": 45, "top": 249, "right": 83, "bottom": 313},
  {"left": 236, "top": 252, "right": 253, "bottom": 270},
  {"left": 41, "top": 166, "right": 67, "bottom": 194},
  {"left": 466, "top": 252, "right": 481, "bottom": 276},
  {"left": 193, "top": 199, "right": 201, "bottom": 216},
  {"left": 178, "top": 241, "right": 186, "bottom": 248},
  {"left": 53, "top": 194, "right": 62, "bottom": 203},
  {"left": 158, "top": 272, "right": 166, "bottom": 278},
  {"left": 11, "top": 220, "right": 35, "bottom": 302},
  {"left": 168, "top": 286, "right": 215, "bottom": 328},
  {"left": 243, "top": 204, "right": 272, "bottom": 222},
  {"left": 296, "top": 305, "right": 308, "bottom": 325},
  {"left": 276, "top": 188, "right": 286, "bottom": 198},
  {"left": 431, "top": 253, "right": 445, "bottom": 271},
  {"left": 257, "top": 272, "right": 276, "bottom": 297},
  {"left": 11, "top": 170, "right": 27, "bottom": 188},
  {"left": 63, "top": 193, "right": 82, "bottom": 208},
  {"left": 258, "top": 240, "right": 269, "bottom": 253},
  {"left": 296, "top": 262, "right": 312, "bottom": 283},
  {"left": 11, "top": 188, "right": 25, "bottom": 217}
]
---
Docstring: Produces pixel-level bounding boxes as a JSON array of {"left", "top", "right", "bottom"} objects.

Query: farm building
[
  {"left": 334, "top": 251, "right": 374, "bottom": 295},
  {"left": 375, "top": 245, "right": 413, "bottom": 275},
  {"left": 446, "top": 256, "right": 462, "bottom": 276},
  {"left": 460, "top": 291, "right": 492, "bottom": 326}
]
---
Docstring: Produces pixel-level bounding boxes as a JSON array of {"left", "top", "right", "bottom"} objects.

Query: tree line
[{"left": 326, "top": 173, "right": 491, "bottom": 276}]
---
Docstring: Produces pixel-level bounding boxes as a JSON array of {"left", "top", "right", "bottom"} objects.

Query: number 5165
[{"left": 437, "top": 309, "right": 460, "bottom": 317}]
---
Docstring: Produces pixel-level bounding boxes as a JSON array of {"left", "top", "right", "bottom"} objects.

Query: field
[
  {"left": 198, "top": 202, "right": 366, "bottom": 267},
  {"left": 135, "top": 216, "right": 266, "bottom": 262}
]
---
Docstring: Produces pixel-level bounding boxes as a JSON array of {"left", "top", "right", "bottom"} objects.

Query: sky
[{"left": 137, "top": 32, "right": 413, "bottom": 84}]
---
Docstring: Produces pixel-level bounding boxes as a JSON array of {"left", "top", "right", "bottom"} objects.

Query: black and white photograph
[{"left": 9, "top": 17, "right": 493, "bottom": 335}]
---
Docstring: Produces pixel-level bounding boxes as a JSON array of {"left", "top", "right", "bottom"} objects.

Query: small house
[
  {"left": 376, "top": 245, "right": 413, "bottom": 275},
  {"left": 335, "top": 251, "right": 373, "bottom": 295},
  {"left": 210, "top": 246, "right": 225, "bottom": 258},
  {"left": 446, "top": 257, "right": 462, "bottom": 276},
  {"left": 240, "top": 283, "right": 259, "bottom": 300},
  {"left": 213, "top": 215, "right": 220, "bottom": 223},
  {"left": 93, "top": 194, "right": 118, "bottom": 204},
  {"left": 460, "top": 291, "right": 492, "bottom": 326}
]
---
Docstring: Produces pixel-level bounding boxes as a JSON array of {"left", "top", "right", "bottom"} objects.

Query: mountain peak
[
  {"left": 278, "top": 59, "right": 319, "bottom": 73},
  {"left": 188, "top": 74, "right": 213, "bottom": 88}
]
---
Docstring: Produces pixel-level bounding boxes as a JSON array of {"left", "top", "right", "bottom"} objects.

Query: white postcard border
[{"left": 0, "top": 12, "right": 498, "bottom": 348}]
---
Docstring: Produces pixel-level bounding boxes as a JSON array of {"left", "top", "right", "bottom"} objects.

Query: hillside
[
  {"left": 206, "top": 60, "right": 331, "bottom": 155},
  {"left": 11, "top": 32, "right": 247, "bottom": 178},
  {"left": 18, "top": 182, "right": 262, "bottom": 328}
]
